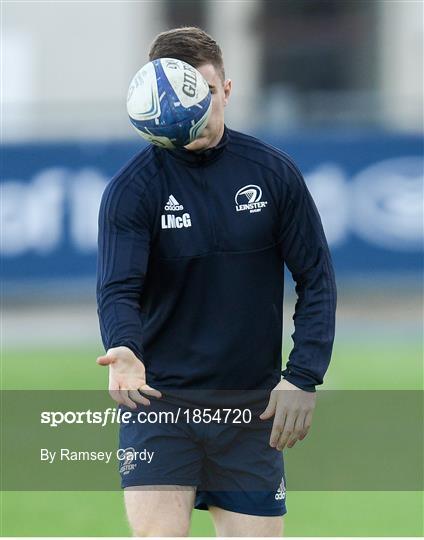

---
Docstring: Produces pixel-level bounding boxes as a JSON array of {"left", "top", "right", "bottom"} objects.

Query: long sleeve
[
  {"left": 279, "top": 161, "right": 337, "bottom": 392},
  {"left": 96, "top": 176, "right": 151, "bottom": 361}
]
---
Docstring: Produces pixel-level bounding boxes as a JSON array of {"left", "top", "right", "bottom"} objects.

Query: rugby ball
[{"left": 127, "top": 58, "right": 212, "bottom": 148}]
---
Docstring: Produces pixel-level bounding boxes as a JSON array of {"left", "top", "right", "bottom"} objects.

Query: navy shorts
[{"left": 119, "top": 399, "right": 286, "bottom": 517}]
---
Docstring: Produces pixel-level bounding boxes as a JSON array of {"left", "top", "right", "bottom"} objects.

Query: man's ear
[{"left": 224, "top": 79, "right": 232, "bottom": 106}]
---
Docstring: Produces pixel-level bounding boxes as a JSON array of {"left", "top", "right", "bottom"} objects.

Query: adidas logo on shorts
[
  {"left": 275, "top": 477, "right": 286, "bottom": 500},
  {"left": 164, "top": 194, "right": 183, "bottom": 211}
]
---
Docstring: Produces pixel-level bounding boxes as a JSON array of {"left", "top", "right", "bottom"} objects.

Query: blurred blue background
[{"left": 2, "top": 132, "right": 423, "bottom": 289}]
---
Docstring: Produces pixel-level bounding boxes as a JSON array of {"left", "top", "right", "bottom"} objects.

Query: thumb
[
  {"left": 96, "top": 354, "right": 116, "bottom": 366},
  {"left": 259, "top": 392, "right": 277, "bottom": 420}
]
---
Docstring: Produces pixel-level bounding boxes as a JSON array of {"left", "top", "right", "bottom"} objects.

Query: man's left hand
[{"left": 259, "top": 379, "right": 316, "bottom": 450}]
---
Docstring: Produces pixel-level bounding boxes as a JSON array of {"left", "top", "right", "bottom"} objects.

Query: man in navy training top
[{"left": 97, "top": 26, "right": 336, "bottom": 538}]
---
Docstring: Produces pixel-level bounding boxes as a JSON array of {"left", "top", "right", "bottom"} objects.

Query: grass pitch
[{"left": 1, "top": 335, "right": 422, "bottom": 536}]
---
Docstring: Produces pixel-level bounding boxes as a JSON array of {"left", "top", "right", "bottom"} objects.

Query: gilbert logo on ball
[{"left": 127, "top": 58, "right": 212, "bottom": 149}]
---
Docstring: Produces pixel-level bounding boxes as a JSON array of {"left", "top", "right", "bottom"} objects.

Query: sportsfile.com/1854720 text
[{"left": 40, "top": 407, "right": 253, "bottom": 428}]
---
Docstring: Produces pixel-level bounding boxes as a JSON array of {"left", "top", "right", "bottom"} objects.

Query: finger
[
  {"left": 128, "top": 389, "right": 150, "bottom": 406},
  {"left": 97, "top": 355, "right": 116, "bottom": 366},
  {"left": 259, "top": 391, "right": 277, "bottom": 420},
  {"left": 109, "top": 390, "right": 122, "bottom": 403},
  {"left": 269, "top": 406, "right": 287, "bottom": 448},
  {"left": 299, "top": 409, "right": 314, "bottom": 440},
  {"left": 140, "top": 384, "right": 162, "bottom": 399},
  {"left": 119, "top": 390, "right": 137, "bottom": 410},
  {"left": 109, "top": 380, "right": 121, "bottom": 404},
  {"left": 276, "top": 414, "right": 295, "bottom": 451},
  {"left": 287, "top": 413, "right": 305, "bottom": 448}
]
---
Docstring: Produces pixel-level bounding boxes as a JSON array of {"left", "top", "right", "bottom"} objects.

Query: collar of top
[{"left": 166, "top": 125, "right": 229, "bottom": 166}]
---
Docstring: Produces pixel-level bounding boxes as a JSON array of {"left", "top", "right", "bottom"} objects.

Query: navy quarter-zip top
[{"left": 97, "top": 128, "right": 337, "bottom": 398}]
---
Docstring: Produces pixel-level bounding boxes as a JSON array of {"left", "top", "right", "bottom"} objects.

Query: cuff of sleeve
[
  {"left": 108, "top": 342, "right": 143, "bottom": 362},
  {"left": 281, "top": 369, "right": 317, "bottom": 392}
]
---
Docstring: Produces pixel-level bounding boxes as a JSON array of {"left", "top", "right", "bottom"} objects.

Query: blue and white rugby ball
[{"left": 127, "top": 58, "right": 212, "bottom": 149}]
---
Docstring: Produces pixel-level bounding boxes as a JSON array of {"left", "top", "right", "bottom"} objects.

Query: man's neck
[
  {"left": 184, "top": 124, "right": 225, "bottom": 153},
  {"left": 204, "top": 124, "right": 225, "bottom": 150}
]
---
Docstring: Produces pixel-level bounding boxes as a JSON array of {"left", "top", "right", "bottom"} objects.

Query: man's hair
[{"left": 149, "top": 26, "right": 225, "bottom": 81}]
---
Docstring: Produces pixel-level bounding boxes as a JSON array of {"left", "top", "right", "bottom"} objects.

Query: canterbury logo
[
  {"left": 164, "top": 194, "right": 183, "bottom": 211},
  {"left": 235, "top": 184, "right": 268, "bottom": 214}
]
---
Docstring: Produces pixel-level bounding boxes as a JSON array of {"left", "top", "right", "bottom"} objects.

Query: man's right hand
[{"left": 96, "top": 346, "right": 162, "bottom": 409}]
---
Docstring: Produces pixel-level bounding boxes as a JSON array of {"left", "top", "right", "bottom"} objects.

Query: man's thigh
[
  {"left": 119, "top": 402, "right": 202, "bottom": 535},
  {"left": 210, "top": 505, "right": 284, "bottom": 537},
  {"left": 124, "top": 486, "right": 196, "bottom": 537}
]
